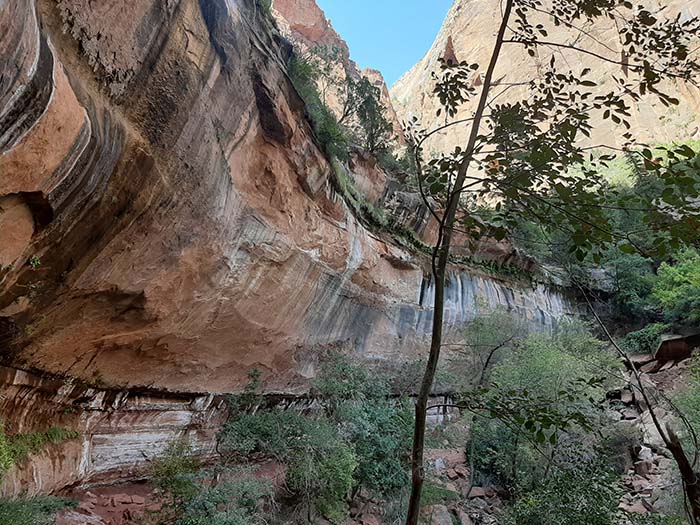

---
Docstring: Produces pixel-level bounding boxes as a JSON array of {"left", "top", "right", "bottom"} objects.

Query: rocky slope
[
  {"left": 0, "top": 0, "right": 579, "bottom": 495},
  {"left": 391, "top": 0, "right": 700, "bottom": 154}
]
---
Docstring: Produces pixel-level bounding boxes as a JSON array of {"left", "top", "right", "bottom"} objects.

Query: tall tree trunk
[
  {"left": 667, "top": 425, "right": 700, "bottom": 524},
  {"left": 405, "top": 2, "right": 514, "bottom": 523}
]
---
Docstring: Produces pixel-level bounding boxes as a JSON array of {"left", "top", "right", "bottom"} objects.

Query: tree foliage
[
  {"left": 503, "top": 462, "right": 626, "bottom": 525},
  {"left": 352, "top": 77, "right": 393, "bottom": 154},
  {"left": 288, "top": 54, "right": 349, "bottom": 159},
  {"left": 0, "top": 497, "right": 74, "bottom": 525},
  {"left": 461, "top": 324, "right": 617, "bottom": 492},
  {"left": 653, "top": 248, "right": 700, "bottom": 325}
]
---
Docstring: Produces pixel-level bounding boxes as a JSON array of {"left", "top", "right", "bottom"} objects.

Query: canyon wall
[
  {"left": 0, "top": 366, "right": 224, "bottom": 497},
  {"left": 0, "top": 0, "right": 579, "bottom": 495},
  {"left": 391, "top": 0, "right": 700, "bottom": 154},
  {"left": 271, "top": 0, "right": 405, "bottom": 143},
  {"left": 0, "top": 0, "right": 575, "bottom": 396}
]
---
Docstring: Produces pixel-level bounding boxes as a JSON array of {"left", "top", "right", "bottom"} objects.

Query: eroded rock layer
[
  {"left": 0, "top": 366, "right": 224, "bottom": 497},
  {"left": 0, "top": 0, "right": 577, "bottom": 395}
]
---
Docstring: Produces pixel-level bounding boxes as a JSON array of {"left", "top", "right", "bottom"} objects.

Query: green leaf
[{"left": 618, "top": 242, "right": 636, "bottom": 254}]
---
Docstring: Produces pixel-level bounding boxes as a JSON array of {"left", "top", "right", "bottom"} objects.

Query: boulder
[
  {"left": 620, "top": 390, "right": 634, "bottom": 404},
  {"left": 360, "top": 514, "right": 381, "bottom": 525},
  {"left": 634, "top": 460, "right": 654, "bottom": 478},
  {"left": 454, "top": 465, "right": 470, "bottom": 478},
  {"left": 640, "top": 410, "right": 671, "bottom": 449},
  {"left": 113, "top": 493, "right": 132, "bottom": 505},
  {"left": 659, "top": 360, "right": 676, "bottom": 372},
  {"left": 468, "top": 486, "right": 495, "bottom": 498},
  {"left": 424, "top": 505, "right": 453, "bottom": 525},
  {"left": 637, "top": 446, "right": 654, "bottom": 461},
  {"left": 55, "top": 510, "right": 107, "bottom": 525},
  {"left": 446, "top": 468, "right": 460, "bottom": 480},
  {"left": 457, "top": 510, "right": 474, "bottom": 525},
  {"left": 622, "top": 408, "right": 639, "bottom": 420},
  {"left": 640, "top": 360, "right": 661, "bottom": 374},
  {"left": 630, "top": 475, "right": 652, "bottom": 493},
  {"left": 619, "top": 500, "right": 651, "bottom": 514},
  {"left": 628, "top": 354, "right": 655, "bottom": 369}
]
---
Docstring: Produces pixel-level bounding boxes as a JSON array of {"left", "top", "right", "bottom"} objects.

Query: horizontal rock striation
[{"left": 0, "top": 366, "right": 224, "bottom": 497}]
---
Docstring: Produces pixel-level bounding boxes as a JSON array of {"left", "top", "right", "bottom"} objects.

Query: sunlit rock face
[
  {"left": 271, "top": 0, "right": 405, "bottom": 142},
  {"left": 0, "top": 0, "right": 577, "bottom": 398},
  {"left": 391, "top": 0, "right": 700, "bottom": 155}
]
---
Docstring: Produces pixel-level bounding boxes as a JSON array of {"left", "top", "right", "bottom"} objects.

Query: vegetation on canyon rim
[{"left": 0, "top": 426, "right": 79, "bottom": 479}]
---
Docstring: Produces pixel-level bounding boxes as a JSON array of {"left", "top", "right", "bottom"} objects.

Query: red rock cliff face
[
  {"left": 272, "top": 0, "right": 351, "bottom": 58},
  {"left": 0, "top": 0, "right": 427, "bottom": 393},
  {"left": 271, "top": 0, "right": 405, "bottom": 143},
  {"left": 0, "top": 0, "right": 580, "bottom": 494},
  {"left": 0, "top": 0, "right": 576, "bottom": 395},
  {"left": 391, "top": 0, "right": 700, "bottom": 154}
]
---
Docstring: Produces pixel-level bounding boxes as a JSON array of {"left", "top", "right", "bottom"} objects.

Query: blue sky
[{"left": 315, "top": 0, "right": 453, "bottom": 87}]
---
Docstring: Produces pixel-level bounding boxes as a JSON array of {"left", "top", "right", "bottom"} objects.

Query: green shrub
[
  {"left": 6, "top": 427, "right": 80, "bottom": 465},
  {"left": 256, "top": 0, "right": 272, "bottom": 17},
  {"left": 470, "top": 415, "right": 541, "bottom": 490},
  {"left": 221, "top": 410, "right": 356, "bottom": 520},
  {"left": 312, "top": 351, "right": 412, "bottom": 498},
  {"left": 287, "top": 437, "right": 357, "bottom": 521},
  {"left": 0, "top": 425, "right": 79, "bottom": 482},
  {"left": 420, "top": 482, "right": 460, "bottom": 507},
  {"left": 619, "top": 323, "right": 669, "bottom": 354},
  {"left": 447, "top": 307, "right": 525, "bottom": 391},
  {"left": 177, "top": 472, "right": 273, "bottom": 525},
  {"left": 672, "top": 358, "right": 700, "bottom": 456},
  {"left": 490, "top": 333, "right": 602, "bottom": 399},
  {"left": 653, "top": 248, "right": 700, "bottom": 325},
  {"left": 336, "top": 398, "right": 413, "bottom": 497},
  {"left": 227, "top": 368, "right": 263, "bottom": 418},
  {"left": 607, "top": 253, "right": 657, "bottom": 321},
  {"left": 150, "top": 438, "right": 201, "bottom": 504},
  {"left": 0, "top": 432, "right": 12, "bottom": 480},
  {"left": 504, "top": 463, "right": 624, "bottom": 525},
  {"left": 352, "top": 77, "right": 393, "bottom": 155},
  {"left": 0, "top": 496, "right": 74, "bottom": 525},
  {"left": 150, "top": 439, "right": 274, "bottom": 525},
  {"left": 466, "top": 327, "right": 614, "bottom": 492},
  {"left": 288, "top": 55, "right": 349, "bottom": 159},
  {"left": 221, "top": 352, "right": 412, "bottom": 515}
]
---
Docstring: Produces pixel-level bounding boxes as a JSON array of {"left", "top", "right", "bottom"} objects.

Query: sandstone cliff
[
  {"left": 391, "top": 0, "right": 700, "bottom": 154},
  {"left": 0, "top": 0, "right": 574, "bottom": 395},
  {"left": 271, "top": 0, "right": 405, "bottom": 143},
  {"left": 0, "top": 0, "right": 579, "bottom": 494}
]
